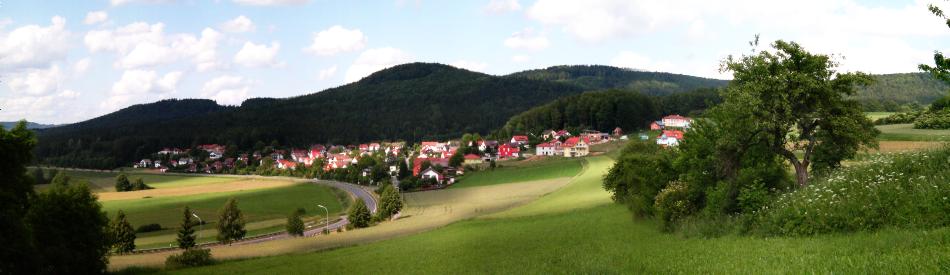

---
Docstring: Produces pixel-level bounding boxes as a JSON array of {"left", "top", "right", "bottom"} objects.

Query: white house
[
  {"left": 419, "top": 167, "right": 443, "bottom": 184},
  {"left": 535, "top": 142, "right": 559, "bottom": 156},
  {"left": 656, "top": 130, "right": 684, "bottom": 147},
  {"left": 661, "top": 114, "right": 692, "bottom": 128}
]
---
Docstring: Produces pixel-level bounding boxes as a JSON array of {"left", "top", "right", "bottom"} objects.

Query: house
[
  {"left": 510, "top": 135, "right": 529, "bottom": 145},
  {"left": 291, "top": 149, "right": 309, "bottom": 162},
  {"left": 277, "top": 159, "right": 297, "bottom": 170},
  {"left": 535, "top": 142, "right": 559, "bottom": 156},
  {"left": 419, "top": 167, "right": 444, "bottom": 184},
  {"left": 420, "top": 141, "right": 446, "bottom": 153},
  {"left": 555, "top": 129, "right": 572, "bottom": 139},
  {"left": 139, "top": 159, "right": 152, "bottom": 168},
  {"left": 358, "top": 144, "right": 369, "bottom": 152},
  {"left": 650, "top": 121, "right": 663, "bottom": 130},
  {"left": 498, "top": 143, "right": 520, "bottom": 158},
  {"left": 478, "top": 140, "right": 499, "bottom": 152},
  {"left": 413, "top": 157, "right": 449, "bottom": 176},
  {"left": 325, "top": 154, "right": 354, "bottom": 170},
  {"left": 661, "top": 114, "right": 692, "bottom": 128},
  {"left": 582, "top": 130, "right": 609, "bottom": 144},
  {"left": 309, "top": 145, "right": 326, "bottom": 159},
  {"left": 463, "top": 154, "right": 483, "bottom": 165},
  {"left": 562, "top": 137, "right": 590, "bottom": 157},
  {"left": 368, "top": 143, "right": 381, "bottom": 152},
  {"left": 541, "top": 129, "right": 558, "bottom": 140},
  {"left": 656, "top": 130, "right": 685, "bottom": 147},
  {"left": 199, "top": 144, "right": 226, "bottom": 159},
  {"left": 613, "top": 127, "right": 623, "bottom": 137},
  {"left": 153, "top": 160, "right": 162, "bottom": 168}
]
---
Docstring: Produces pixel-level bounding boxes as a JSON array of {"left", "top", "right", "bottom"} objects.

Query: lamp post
[
  {"left": 317, "top": 204, "right": 329, "bottom": 236},
  {"left": 191, "top": 213, "right": 203, "bottom": 244}
]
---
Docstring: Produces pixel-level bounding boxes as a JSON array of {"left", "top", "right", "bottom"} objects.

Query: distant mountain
[
  {"left": 507, "top": 65, "right": 729, "bottom": 95},
  {"left": 1, "top": 121, "right": 59, "bottom": 130},
  {"left": 32, "top": 63, "right": 739, "bottom": 169},
  {"left": 854, "top": 73, "right": 950, "bottom": 111}
]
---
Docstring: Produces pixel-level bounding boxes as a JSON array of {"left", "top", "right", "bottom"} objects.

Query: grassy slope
[
  {"left": 103, "top": 183, "right": 345, "bottom": 248},
  {"left": 450, "top": 158, "right": 582, "bottom": 189},
  {"left": 876, "top": 124, "right": 950, "bottom": 141},
  {"left": 174, "top": 155, "right": 950, "bottom": 274}
]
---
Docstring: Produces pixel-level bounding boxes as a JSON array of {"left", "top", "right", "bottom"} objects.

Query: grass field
[
  {"left": 34, "top": 170, "right": 235, "bottom": 192},
  {"left": 865, "top": 111, "right": 897, "bottom": 122},
  {"left": 167, "top": 155, "right": 950, "bottom": 274},
  {"left": 876, "top": 123, "right": 950, "bottom": 141},
  {"left": 102, "top": 183, "right": 346, "bottom": 248},
  {"left": 450, "top": 157, "right": 582, "bottom": 189}
]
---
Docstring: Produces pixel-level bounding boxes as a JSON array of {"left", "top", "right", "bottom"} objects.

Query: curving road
[{"left": 129, "top": 180, "right": 377, "bottom": 254}]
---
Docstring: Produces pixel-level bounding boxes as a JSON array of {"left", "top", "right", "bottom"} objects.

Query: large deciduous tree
[
  {"left": 217, "top": 198, "right": 246, "bottom": 244},
  {"left": 26, "top": 182, "right": 111, "bottom": 274},
  {"left": 0, "top": 121, "right": 39, "bottom": 273},
  {"left": 348, "top": 199, "right": 371, "bottom": 228},
  {"left": 720, "top": 40, "right": 878, "bottom": 186},
  {"left": 115, "top": 174, "right": 132, "bottom": 192}
]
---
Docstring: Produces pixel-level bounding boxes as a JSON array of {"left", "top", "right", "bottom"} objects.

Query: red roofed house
[
  {"left": 661, "top": 114, "right": 692, "bottom": 128},
  {"left": 613, "top": 127, "right": 623, "bottom": 137},
  {"left": 464, "top": 154, "right": 483, "bottom": 165},
  {"left": 650, "top": 121, "right": 663, "bottom": 130},
  {"left": 413, "top": 157, "right": 449, "bottom": 176},
  {"left": 510, "top": 135, "right": 529, "bottom": 145},
  {"left": 498, "top": 143, "right": 520, "bottom": 158},
  {"left": 656, "top": 130, "right": 685, "bottom": 147},
  {"left": 562, "top": 137, "right": 589, "bottom": 157},
  {"left": 419, "top": 167, "right": 444, "bottom": 184},
  {"left": 368, "top": 143, "right": 381, "bottom": 152}
]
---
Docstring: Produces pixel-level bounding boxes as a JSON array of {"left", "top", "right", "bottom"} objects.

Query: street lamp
[
  {"left": 191, "top": 213, "right": 203, "bottom": 244},
  {"left": 317, "top": 204, "right": 329, "bottom": 236}
]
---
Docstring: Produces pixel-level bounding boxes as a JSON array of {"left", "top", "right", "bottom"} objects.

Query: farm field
[
  {"left": 450, "top": 157, "right": 582, "bottom": 188},
  {"left": 876, "top": 123, "right": 950, "bottom": 141},
  {"left": 33, "top": 169, "right": 236, "bottom": 192},
  {"left": 865, "top": 111, "right": 897, "bottom": 121},
  {"left": 102, "top": 183, "right": 346, "bottom": 249},
  {"left": 169, "top": 155, "right": 950, "bottom": 274}
]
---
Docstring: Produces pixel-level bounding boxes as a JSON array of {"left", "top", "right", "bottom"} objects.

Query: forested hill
[
  {"left": 34, "top": 63, "right": 591, "bottom": 168},
  {"left": 853, "top": 73, "right": 950, "bottom": 111},
  {"left": 506, "top": 65, "right": 729, "bottom": 95},
  {"left": 0, "top": 121, "right": 59, "bottom": 130}
]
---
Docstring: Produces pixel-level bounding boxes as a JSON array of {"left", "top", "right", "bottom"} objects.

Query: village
[{"left": 133, "top": 114, "right": 693, "bottom": 191}]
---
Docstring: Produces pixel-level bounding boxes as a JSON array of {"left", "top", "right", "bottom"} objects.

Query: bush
[
  {"left": 654, "top": 181, "right": 694, "bottom": 232},
  {"left": 913, "top": 109, "right": 950, "bottom": 129},
  {"left": 135, "top": 223, "right": 163, "bottom": 233},
  {"left": 751, "top": 147, "right": 950, "bottom": 236},
  {"left": 602, "top": 141, "right": 677, "bottom": 217},
  {"left": 165, "top": 248, "right": 214, "bottom": 269},
  {"left": 874, "top": 111, "right": 920, "bottom": 125}
]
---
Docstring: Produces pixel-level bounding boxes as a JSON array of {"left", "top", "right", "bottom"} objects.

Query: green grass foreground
[
  {"left": 162, "top": 155, "right": 950, "bottom": 274},
  {"left": 102, "top": 183, "right": 346, "bottom": 247},
  {"left": 450, "top": 157, "right": 582, "bottom": 188},
  {"left": 876, "top": 123, "right": 950, "bottom": 141}
]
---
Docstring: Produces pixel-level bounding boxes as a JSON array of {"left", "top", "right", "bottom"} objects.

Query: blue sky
[{"left": 2, "top": 0, "right": 948, "bottom": 124}]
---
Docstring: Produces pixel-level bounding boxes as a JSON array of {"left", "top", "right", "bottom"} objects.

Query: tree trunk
[{"left": 793, "top": 161, "right": 808, "bottom": 187}]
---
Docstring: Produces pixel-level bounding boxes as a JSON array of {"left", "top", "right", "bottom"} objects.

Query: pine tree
[
  {"left": 115, "top": 174, "right": 131, "bottom": 192},
  {"left": 397, "top": 159, "right": 410, "bottom": 179},
  {"left": 109, "top": 210, "right": 137, "bottom": 253},
  {"left": 286, "top": 208, "right": 305, "bottom": 237},
  {"left": 348, "top": 199, "right": 371, "bottom": 228},
  {"left": 217, "top": 198, "right": 246, "bottom": 244},
  {"left": 176, "top": 206, "right": 197, "bottom": 249}
]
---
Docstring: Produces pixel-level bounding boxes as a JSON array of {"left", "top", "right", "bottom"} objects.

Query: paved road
[{"left": 128, "top": 179, "right": 377, "bottom": 254}]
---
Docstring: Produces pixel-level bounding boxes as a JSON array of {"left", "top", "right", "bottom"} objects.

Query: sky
[{"left": 1, "top": 0, "right": 949, "bottom": 124}]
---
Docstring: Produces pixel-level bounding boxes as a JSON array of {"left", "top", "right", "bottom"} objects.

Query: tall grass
[{"left": 752, "top": 146, "right": 950, "bottom": 236}]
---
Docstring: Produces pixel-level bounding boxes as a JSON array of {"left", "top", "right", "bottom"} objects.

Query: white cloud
[
  {"left": 503, "top": 28, "right": 549, "bottom": 51},
  {"left": 610, "top": 51, "right": 674, "bottom": 72},
  {"left": 318, "top": 65, "right": 337, "bottom": 80},
  {"left": 84, "top": 11, "right": 108, "bottom": 25},
  {"left": 220, "top": 15, "right": 255, "bottom": 33},
  {"left": 0, "top": 16, "right": 69, "bottom": 70},
  {"left": 232, "top": 0, "right": 309, "bottom": 6},
  {"left": 451, "top": 60, "right": 488, "bottom": 72},
  {"left": 511, "top": 55, "right": 530, "bottom": 63},
  {"left": 6, "top": 65, "right": 64, "bottom": 96},
  {"left": 84, "top": 22, "right": 223, "bottom": 71},
  {"left": 485, "top": 0, "right": 521, "bottom": 13},
  {"left": 0, "top": 89, "right": 82, "bottom": 122},
  {"left": 73, "top": 58, "right": 91, "bottom": 74},
  {"left": 233, "top": 41, "right": 282, "bottom": 68},
  {"left": 110, "top": 0, "right": 172, "bottom": 6},
  {"left": 344, "top": 47, "right": 413, "bottom": 83},
  {"left": 104, "top": 70, "right": 182, "bottom": 110},
  {"left": 303, "top": 25, "right": 367, "bottom": 56},
  {"left": 201, "top": 75, "right": 252, "bottom": 105}
]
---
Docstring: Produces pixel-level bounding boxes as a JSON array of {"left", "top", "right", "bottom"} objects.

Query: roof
[
  {"left": 537, "top": 142, "right": 554, "bottom": 148},
  {"left": 662, "top": 114, "right": 691, "bottom": 121},
  {"left": 512, "top": 135, "right": 529, "bottom": 141},
  {"left": 464, "top": 154, "right": 481, "bottom": 160}
]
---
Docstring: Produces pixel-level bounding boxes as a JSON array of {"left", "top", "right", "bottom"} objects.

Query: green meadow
[
  {"left": 35, "top": 169, "right": 235, "bottom": 192},
  {"left": 167, "top": 155, "right": 950, "bottom": 274},
  {"left": 876, "top": 123, "right": 950, "bottom": 141},
  {"left": 450, "top": 157, "right": 582, "bottom": 189}
]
